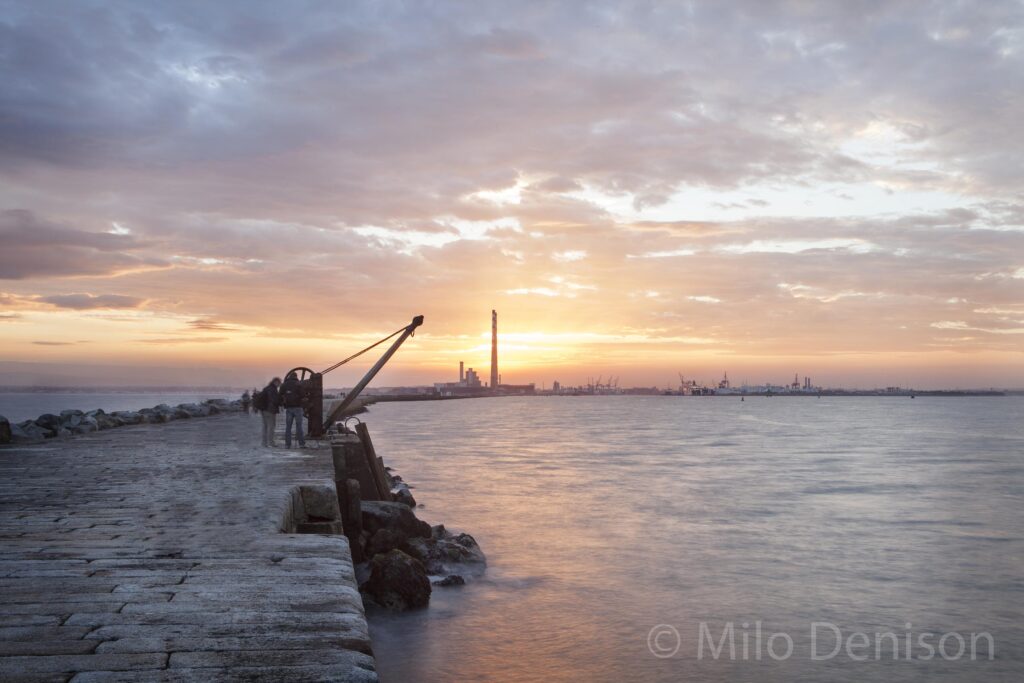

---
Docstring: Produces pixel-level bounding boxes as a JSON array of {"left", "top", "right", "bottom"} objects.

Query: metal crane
[{"left": 284, "top": 315, "right": 424, "bottom": 438}]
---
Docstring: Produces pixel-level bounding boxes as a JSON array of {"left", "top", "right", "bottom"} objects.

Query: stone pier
[{"left": 0, "top": 412, "right": 376, "bottom": 682}]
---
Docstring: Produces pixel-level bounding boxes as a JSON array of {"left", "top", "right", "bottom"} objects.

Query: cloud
[
  {"left": 32, "top": 340, "right": 75, "bottom": 346},
  {"left": 135, "top": 337, "right": 230, "bottom": 345},
  {"left": 0, "top": 2, "right": 1022, "bottom": 384},
  {"left": 38, "top": 293, "right": 146, "bottom": 310},
  {"left": 187, "top": 318, "right": 238, "bottom": 331},
  {"left": 0, "top": 210, "right": 169, "bottom": 280}
]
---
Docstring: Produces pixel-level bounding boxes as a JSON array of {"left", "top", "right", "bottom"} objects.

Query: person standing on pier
[
  {"left": 279, "top": 371, "right": 306, "bottom": 449},
  {"left": 257, "top": 377, "right": 281, "bottom": 447}
]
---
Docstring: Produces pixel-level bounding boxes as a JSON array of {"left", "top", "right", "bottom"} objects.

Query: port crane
[{"left": 283, "top": 315, "right": 424, "bottom": 438}]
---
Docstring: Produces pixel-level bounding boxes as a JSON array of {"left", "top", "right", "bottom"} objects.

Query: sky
[{"left": 0, "top": 0, "right": 1022, "bottom": 389}]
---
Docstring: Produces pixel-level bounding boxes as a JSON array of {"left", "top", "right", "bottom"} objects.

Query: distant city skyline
[{"left": 1, "top": 2, "right": 1022, "bottom": 388}]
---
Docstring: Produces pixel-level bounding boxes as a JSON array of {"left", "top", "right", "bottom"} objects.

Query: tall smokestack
[
  {"left": 459, "top": 361, "right": 464, "bottom": 382},
  {"left": 490, "top": 309, "right": 498, "bottom": 391}
]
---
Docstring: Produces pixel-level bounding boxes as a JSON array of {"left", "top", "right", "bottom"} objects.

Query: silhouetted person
[
  {"left": 251, "top": 388, "right": 259, "bottom": 414},
  {"left": 257, "top": 377, "right": 281, "bottom": 447},
  {"left": 279, "top": 371, "right": 306, "bottom": 449},
  {"left": 241, "top": 390, "right": 251, "bottom": 414}
]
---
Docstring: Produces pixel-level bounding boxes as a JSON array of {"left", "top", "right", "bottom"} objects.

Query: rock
[
  {"left": 361, "top": 501, "right": 431, "bottom": 539},
  {"left": 433, "top": 574, "right": 465, "bottom": 587},
  {"left": 0, "top": 415, "right": 10, "bottom": 444},
  {"left": 140, "top": 408, "right": 171, "bottom": 423},
  {"left": 34, "top": 413, "right": 62, "bottom": 433},
  {"left": 112, "top": 411, "right": 144, "bottom": 425},
  {"left": 94, "top": 413, "right": 121, "bottom": 430},
  {"left": 61, "top": 413, "right": 83, "bottom": 428},
  {"left": 70, "top": 416, "right": 98, "bottom": 435},
  {"left": 405, "top": 527, "right": 486, "bottom": 576},
  {"left": 10, "top": 421, "right": 46, "bottom": 444},
  {"left": 173, "top": 405, "right": 194, "bottom": 419},
  {"left": 391, "top": 483, "right": 417, "bottom": 508},
  {"left": 363, "top": 549, "right": 431, "bottom": 610},
  {"left": 365, "top": 528, "right": 407, "bottom": 558},
  {"left": 59, "top": 409, "right": 83, "bottom": 419}
]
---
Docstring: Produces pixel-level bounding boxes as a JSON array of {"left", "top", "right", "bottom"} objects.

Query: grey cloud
[
  {"left": 0, "top": 1, "right": 1022, "bottom": 362},
  {"left": 38, "top": 293, "right": 146, "bottom": 310},
  {"left": 0, "top": 210, "right": 168, "bottom": 279},
  {"left": 135, "top": 337, "right": 229, "bottom": 345},
  {"left": 188, "top": 318, "right": 237, "bottom": 331}
]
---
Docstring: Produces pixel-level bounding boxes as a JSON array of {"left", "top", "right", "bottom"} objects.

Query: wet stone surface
[{"left": 0, "top": 413, "right": 376, "bottom": 682}]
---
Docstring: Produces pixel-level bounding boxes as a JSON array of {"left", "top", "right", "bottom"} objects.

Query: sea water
[{"left": 363, "top": 395, "right": 1024, "bottom": 682}]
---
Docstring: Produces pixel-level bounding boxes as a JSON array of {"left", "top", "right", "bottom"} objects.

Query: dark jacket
[
  {"left": 279, "top": 376, "right": 304, "bottom": 409},
  {"left": 262, "top": 382, "right": 281, "bottom": 414}
]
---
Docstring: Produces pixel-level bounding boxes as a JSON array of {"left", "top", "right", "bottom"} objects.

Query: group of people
[{"left": 240, "top": 372, "right": 306, "bottom": 449}]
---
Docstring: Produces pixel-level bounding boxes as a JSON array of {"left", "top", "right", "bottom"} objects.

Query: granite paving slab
[{"left": 0, "top": 413, "right": 375, "bottom": 682}]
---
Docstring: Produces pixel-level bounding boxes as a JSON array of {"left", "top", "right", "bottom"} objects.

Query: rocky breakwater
[
  {"left": 352, "top": 465, "right": 486, "bottom": 611},
  {"left": 0, "top": 398, "right": 245, "bottom": 445}
]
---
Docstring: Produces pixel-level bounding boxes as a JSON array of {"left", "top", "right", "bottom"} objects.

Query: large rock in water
[
  {"left": 361, "top": 501, "right": 432, "bottom": 539},
  {"left": 0, "top": 415, "right": 10, "bottom": 444},
  {"left": 363, "top": 549, "right": 431, "bottom": 610},
  {"left": 405, "top": 524, "right": 487, "bottom": 576}
]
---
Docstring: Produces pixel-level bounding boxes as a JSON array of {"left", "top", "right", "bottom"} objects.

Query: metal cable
[{"left": 318, "top": 325, "right": 407, "bottom": 375}]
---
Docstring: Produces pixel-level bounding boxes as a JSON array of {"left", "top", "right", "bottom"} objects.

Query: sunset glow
[{"left": 1, "top": 2, "right": 1022, "bottom": 389}]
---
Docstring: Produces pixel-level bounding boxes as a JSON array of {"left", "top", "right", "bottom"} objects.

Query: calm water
[
  {"left": 0, "top": 391, "right": 241, "bottom": 423},
  {"left": 364, "top": 396, "right": 1024, "bottom": 683}
]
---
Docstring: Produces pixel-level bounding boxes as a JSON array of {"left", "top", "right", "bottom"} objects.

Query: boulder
[
  {"left": 70, "top": 416, "right": 98, "bottom": 434},
  {"left": 61, "top": 413, "right": 83, "bottom": 428},
  {"left": 391, "top": 483, "right": 417, "bottom": 508},
  {"left": 433, "top": 574, "right": 465, "bottom": 587},
  {"left": 83, "top": 409, "right": 120, "bottom": 430},
  {"left": 0, "top": 415, "right": 10, "bottom": 444},
  {"left": 173, "top": 405, "right": 193, "bottom": 419},
  {"left": 365, "top": 528, "right": 407, "bottom": 558},
  {"left": 405, "top": 526, "right": 486, "bottom": 576},
  {"left": 363, "top": 549, "right": 431, "bottom": 610},
  {"left": 93, "top": 413, "right": 120, "bottom": 430},
  {"left": 361, "top": 501, "right": 431, "bottom": 539},
  {"left": 112, "top": 411, "right": 144, "bottom": 425},
  {"left": 59, "top": 409, "right": 83, "bottom": 419},
  {"left": 34, "top": 413, "right": 62, "bottom": 433},
  {"left": 140, "top": 408, "right": 171, "bottom": 423},
  {"left": 10, "top": 421, "right": 46, "bottom": 444}
]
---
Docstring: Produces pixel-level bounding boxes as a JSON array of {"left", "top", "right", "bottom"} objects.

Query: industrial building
[{"left": 434, "top": 310, "right": 534, "bottom": 397}]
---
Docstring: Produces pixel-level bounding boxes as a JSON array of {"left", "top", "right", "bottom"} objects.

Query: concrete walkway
[{"left": 0, "top": 413, "right": 376, "bottom": 682}]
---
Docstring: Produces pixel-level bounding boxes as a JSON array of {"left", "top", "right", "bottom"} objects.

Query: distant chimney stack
[
  {"left": 490, "top": 309, "right": 499, "bottom": 391},
  {"left": 459, "top": 361, "right": 464, "bottom": 382}
]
